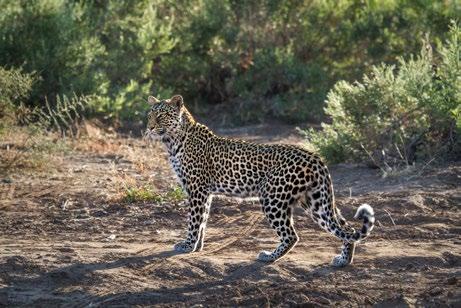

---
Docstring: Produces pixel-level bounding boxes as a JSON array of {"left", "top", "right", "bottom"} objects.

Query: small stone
[
  {"left": 92, "top": 210, "right": 108, "bottom": 217},
  {"left": 374, "top": 294, "right": 411, "bottom": 308},
  {"left": 2, "top": 178, "right": 12, "bottom": 184},
  {"left": 75, "top": 214, "right": 89, "bottom": 219},
  {"left": 316, "top": 296, "right": 331, "bottom": 305},
  {"left": 442, "top": 251, "right": 460, "bottom": 266},
  {"left": 300, "top": 301, "right": 316, "bottom": 308},
  {"left": 447, "top": 276, "right": 457, "bottom": 285},
  {"left": 57, "top": 247, "right": 74, "bottom": 253},
  {"left": 429, "top": 287, "right": 443, "bottom": 296}
]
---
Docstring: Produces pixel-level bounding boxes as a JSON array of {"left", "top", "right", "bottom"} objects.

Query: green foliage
[
  {"left": 307, "top": 22, "right": 461, "bottom": 167},
  {"left": 0, "top": 0, "right": 175, "bottom": 121},
  {"left": 0, "top": 66, "right": 36, "bottom": 124},
  {"left": 0, "top": 66, "right": 72, "bottom": 175},
  {"left": 165, "top": 186, "right": 187, "bottom": 202},
  {"left": 122, "top": 185, "right": 185, "bottom": 204},
  {"left": 123, "top": 185, "right": 164, "bottom": 203},
  {"left": 0, "top": 0, "right": 458, "bottom": 124},
  {"left": 0, "top": 0, "right": 105, "bottom": 101},
  {"left": 159, "top": 0, "right": 458, "bottom": 123}
]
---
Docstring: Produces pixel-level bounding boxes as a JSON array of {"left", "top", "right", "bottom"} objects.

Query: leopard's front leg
[{"left": 174, "top": 190, "right": 211, "bottom": 253}]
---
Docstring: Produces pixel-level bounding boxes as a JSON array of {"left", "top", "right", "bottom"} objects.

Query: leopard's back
[{"left": 178, "top": 124, "right": 320, "bottom": 199}]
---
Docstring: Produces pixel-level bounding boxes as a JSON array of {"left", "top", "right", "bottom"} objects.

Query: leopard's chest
[{"left": 169, "top": 154, "right": 184, "bottom": 180}]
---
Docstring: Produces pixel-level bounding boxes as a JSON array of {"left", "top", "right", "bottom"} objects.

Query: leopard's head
[{"left": 146, "top": 95, "right": 192, "bottom": 139}]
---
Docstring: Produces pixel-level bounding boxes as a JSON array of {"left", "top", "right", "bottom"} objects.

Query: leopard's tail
[
  {"left": 302, "top": 187, "right": 375, "bottom": 243},
  {"left": 349, "top": 203, "right": 375, "bottom": 242},
  {"left": 320, "top": 203, "right": 375, "bottom": 243}
]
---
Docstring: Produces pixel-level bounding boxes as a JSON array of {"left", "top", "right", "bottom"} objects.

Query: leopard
[{"left": 145, "top": 94, "right": 375, "bottom": 267}]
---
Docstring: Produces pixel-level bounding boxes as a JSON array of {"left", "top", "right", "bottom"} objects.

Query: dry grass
[
  {"left": 0, "top": 126, "right": 68, "bottom": 175},
  {"left": 108, "top": 166, "right": 185, "bottom": 204},
  {"left": 69, "top": 122, "right": 186, "bottom": 204},
  {"left": 0, "top": 120, "right": 186, "bottom": 205}
]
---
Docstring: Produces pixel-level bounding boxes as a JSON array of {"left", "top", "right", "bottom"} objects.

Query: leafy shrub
[
  {"left": 0, "top": 0, "right": 175, "bottom": 121},
  {"left": 165, "top": 186, "right": 187, "bottom": 202},
  {"left": 0, "top": 65, "right": 75, "bottom": 174},
  {"left": 0, "top": 66, "right": 36, "bottom": 125},
  {"left": 230, "top": 48, "right": 329, "bottom": 123},
  {"left": 307, "top": 21, "right": 460, "bottom": 168},
  {"left": 0, "top": 0, "right": 105, "bottom": 102},
  {"left": 0, "top": 1, "right": 458, "bottom": 124},
  {"left": 122, "top": 185, "right": 185, "bottom": 204},
  {"left": 123, "top": 185, "right": 163, "bottom": 204},
  {"left": 160, "top": 0, "right": 459, "bottom": 123}
]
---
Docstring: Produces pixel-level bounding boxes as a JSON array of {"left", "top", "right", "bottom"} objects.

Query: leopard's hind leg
[
  {"left": 304, "top": 180, "right": 364, "bottom": 267},
  {"left": 257, "top": 192, "right": 299, "bottom": 262},
  {"left": 332, "top": 241, "right": 356, "bottom": 267}
]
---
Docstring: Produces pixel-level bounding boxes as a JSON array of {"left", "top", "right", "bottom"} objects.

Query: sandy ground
[{"left": 0, "top": 125, "right": 460, "bottom": 307}]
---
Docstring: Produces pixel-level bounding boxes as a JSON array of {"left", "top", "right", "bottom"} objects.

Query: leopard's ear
[
  {"left": 148, "top": 96, "right": 160, "bottom": 105},
  {"left": 170, "top": 95, "right": 184, "bottom": 110}
]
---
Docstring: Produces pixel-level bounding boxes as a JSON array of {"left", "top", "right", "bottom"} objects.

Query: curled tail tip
[
  {"left": 351, "top": 203, "right": 375, "bottom": 242},
  {"left": 354, "top": 203, "right": 374, "bottom": 220}
]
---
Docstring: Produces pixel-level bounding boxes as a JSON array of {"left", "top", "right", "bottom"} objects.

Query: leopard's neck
[
  {"left": 161, "top": 121, "right": 214, "bottom": 157},
  {"left": 161, "top": 130, "right": 187, "bottom": 158}
]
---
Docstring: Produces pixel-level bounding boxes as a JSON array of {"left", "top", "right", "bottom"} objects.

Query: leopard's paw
[
  {"left": 332, "top": 254, "right": 349, "bottom": 267},
  {"left": 257, "top": 250, "right": 276, "bottom": 262},
  {"left": 173, "top": 241, "right": 194, "bottom": 253}
]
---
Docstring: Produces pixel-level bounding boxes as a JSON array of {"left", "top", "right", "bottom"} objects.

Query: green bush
[
  {"left": 0, "top": 66, "right": 36, "bottom": 125},
  {"left": 0, "top": 0, "right": 175, "bottom": 121},
  {"left": 159, "top": 0, "right": 458, "bottom": 123},
  {"left": 0, "top": 0, "right": 458, "bottom": 124},
  {"left": 0, "top": 0, "right": 105, "bottom": 102},
  {"left": 307, "top": 21, "right": 461, "bottom": 168}
]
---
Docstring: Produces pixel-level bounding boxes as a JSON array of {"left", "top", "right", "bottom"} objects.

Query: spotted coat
[{"left": 145, "top": 95, "right": 375, "bottom": 267}]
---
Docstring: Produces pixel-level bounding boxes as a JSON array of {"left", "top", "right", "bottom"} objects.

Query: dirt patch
[{"left": 1, "top": 127, "right": 460, "bottom": 307}]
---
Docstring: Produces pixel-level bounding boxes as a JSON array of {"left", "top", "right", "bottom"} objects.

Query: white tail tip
[{"left": 354, "top": 203, "right": 374, "bottom": 219}]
